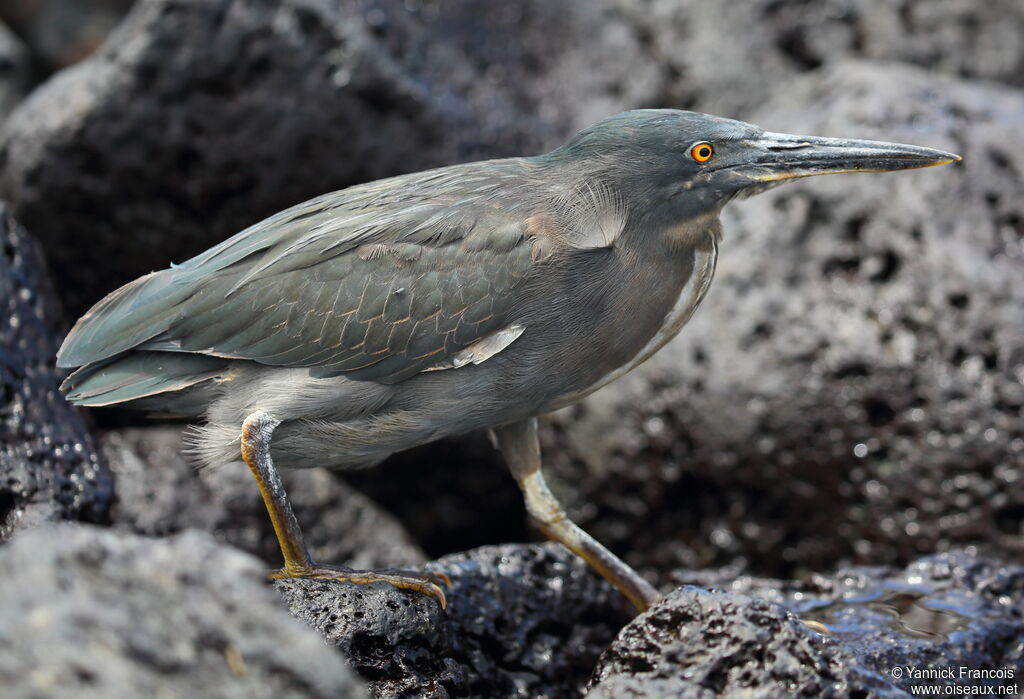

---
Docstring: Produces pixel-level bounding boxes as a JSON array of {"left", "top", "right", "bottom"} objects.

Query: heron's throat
[{"left": 665, "top": 211, "right": 724, "bottom": 248}]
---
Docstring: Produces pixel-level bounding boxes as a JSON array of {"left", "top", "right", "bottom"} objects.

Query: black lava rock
[
  {"left": 671, "top": 551, "right": 1024, "bottom": 697},
  {"left": 0, "top": 203, "right": 112, "bottom": 539},
  {"left": 0, "top": 524, "right": 369, "bottom": 699},
  {"left": 586, "top": 587, "right": 898, "bottom": 698},
  {"left": 277, "top": 542, "right": 632, "bottom": 698}
]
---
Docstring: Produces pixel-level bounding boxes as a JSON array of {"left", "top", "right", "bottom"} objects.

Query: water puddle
[{"left": 796, "top": 584, "right": 974, "bottom": 640}]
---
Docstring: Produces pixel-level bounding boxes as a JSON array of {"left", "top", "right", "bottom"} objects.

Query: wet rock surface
[
  {"left": 277, "top": 542, "right": 631, "bottom": 699},
  {"left": 586, "top": 587, "right": 896, "bottom": 698},
  {"left": 656, "top": 551, "right": 1024, "bottom": 697},
  {"left": 0, "top": 524, "right": 368, "bottom": 699},
  {"left": 0, "top": 204, "right": 112, "bottom": 540},
  {"left": 101, "top": 426, "right": 425, "bottom": 570},
  {"left": 547, "top": 62, "right": 1024, "bottom": 582}
]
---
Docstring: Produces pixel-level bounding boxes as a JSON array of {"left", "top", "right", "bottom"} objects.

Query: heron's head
[{"left": 543, "top": 109, "right": 960, "bottom": 227}]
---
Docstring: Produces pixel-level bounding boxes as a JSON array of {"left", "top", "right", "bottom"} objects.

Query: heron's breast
[{"left": 547, "top": 233, "right": 718, "bottom": 409}]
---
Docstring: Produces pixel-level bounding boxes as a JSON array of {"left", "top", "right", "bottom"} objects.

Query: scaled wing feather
[{"left": 58, "top": 159, "right": 541, "bottom": 385}]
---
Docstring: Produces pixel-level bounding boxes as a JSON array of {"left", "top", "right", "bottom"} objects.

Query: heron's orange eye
[{"left": 690, "top": 142, "right": 714, "bottom": 163}]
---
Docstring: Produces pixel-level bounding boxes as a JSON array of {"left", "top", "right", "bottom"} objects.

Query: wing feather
[{"left": 58, "top": 158, "right": 543, "bottom": 385}]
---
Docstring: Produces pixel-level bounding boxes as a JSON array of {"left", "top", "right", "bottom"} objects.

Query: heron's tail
[{"left": 61, "top": 351, "right": 232, "bottom": 407}]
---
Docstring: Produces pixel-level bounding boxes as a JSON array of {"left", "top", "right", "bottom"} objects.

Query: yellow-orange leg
[
  {"left": 240, "top": 411, "right": 451, "bottom": 608},
  {"left": 492, "top": 418, "right": 660, "bottom": 613}
]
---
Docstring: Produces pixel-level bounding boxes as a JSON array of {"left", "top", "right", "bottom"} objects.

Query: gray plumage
[{"left": 58, "top": 109, "right": 958, "bottom": 474}]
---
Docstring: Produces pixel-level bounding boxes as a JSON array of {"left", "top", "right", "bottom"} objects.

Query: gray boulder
[
  {"left": 740, "top": 0, "right": 1024, "bottom": 88},
  {"left": 0, "top": 0, "right": 133, "bottom": 73},
  {"left": 0, "top": 203, "right": 113, "bottom": 540},
  {"left": 0, "top": 524, "right": 368, "bottom": 699},
  {"left": 613, "top": 0, "right": 1024, "bottom": 118}
]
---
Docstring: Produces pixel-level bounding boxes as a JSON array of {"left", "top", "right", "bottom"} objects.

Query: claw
[{"left": 430, "top": 570, "right": 454, "bottom": 589}]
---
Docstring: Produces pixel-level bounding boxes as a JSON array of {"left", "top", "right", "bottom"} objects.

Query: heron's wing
[{"left": 58, "top": 159, "right": 544, "bottom": 384}]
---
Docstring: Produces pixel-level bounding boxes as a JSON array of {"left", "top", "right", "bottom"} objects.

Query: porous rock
[
  {"left": 745, "top": 0, "right": 1024, "bottom": 88},
  {"left": 0, "top": 203, "right": 113, "bottom": 539},
  {"left": 546, "top": 62, "right": 1024, "bottom": 580},
  {"left": 277, "top": 542, "right": 631, "bottom": 698},
  {"left": 613, "top": 0, "right": 1024, "bottom": 118},
  {"left": 101, "top": 425, "right": 426, "bottom": 569},
  {"left": 0, "top": 524, "right": 368, "bottom": 699},
  {"left": 586, "top": 586, "right": 898, "bottom": 698},
  {"left": 669, "top": 551, "right": 1024, "bottom": 697}
]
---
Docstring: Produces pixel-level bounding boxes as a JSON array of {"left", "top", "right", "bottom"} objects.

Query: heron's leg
[
  {"left": 492, "top": 418, "right": 660, "bottom": 612},
  {"left": 240, "top": 411, "right": 451, "bottom": 608}
]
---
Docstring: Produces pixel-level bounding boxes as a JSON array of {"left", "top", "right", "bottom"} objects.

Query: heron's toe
[{"left": 268, "top": 564, "right": 450, "bottom": 609}]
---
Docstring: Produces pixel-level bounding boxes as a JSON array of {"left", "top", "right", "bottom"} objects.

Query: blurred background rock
[{"left": 0, "top": 0, "right": 1020, "bottom": 591}]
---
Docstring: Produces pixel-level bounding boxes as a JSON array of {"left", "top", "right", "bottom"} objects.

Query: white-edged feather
[{"left": 422, "top": 324, "right": 526, "bottom": 372}]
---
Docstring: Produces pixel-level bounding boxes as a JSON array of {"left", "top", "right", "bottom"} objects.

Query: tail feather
[
  {"left": 56, "top": 270, "right": 192, "bottom": 368},
  {"left": 62, "top": 351, "right": 231, "bottom": 407}
]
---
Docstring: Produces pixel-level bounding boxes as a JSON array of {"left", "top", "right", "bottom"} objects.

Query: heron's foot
[
  {"left": 269, "top": 563, "right": 451, "bottom": 609},
  {"left": 240, "top": 411, "right": 452, "bottom": 610}
]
